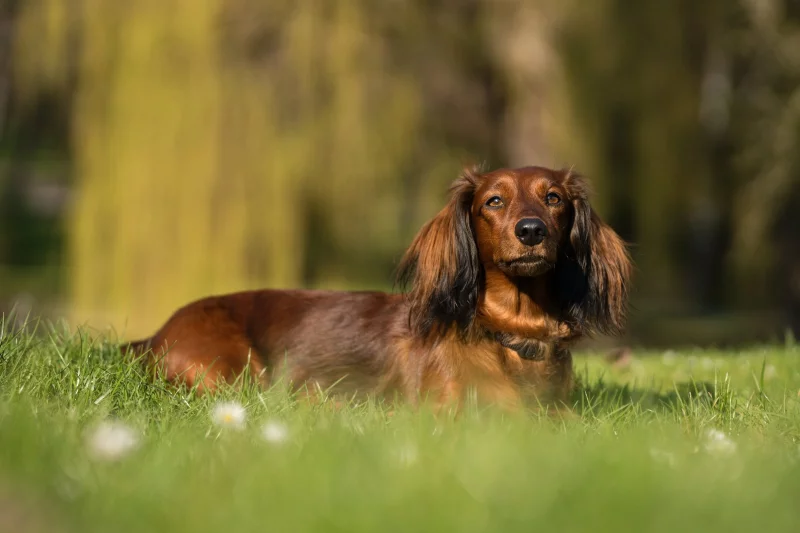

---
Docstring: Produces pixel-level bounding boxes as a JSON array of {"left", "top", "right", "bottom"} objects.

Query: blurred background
[{"left": 1, "top": 0, "right": 799, "bottom": 347}]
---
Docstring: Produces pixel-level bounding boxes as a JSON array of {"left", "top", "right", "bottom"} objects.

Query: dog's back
[{"left": 122, "top": 289, "right": 410, "bottom": 395}]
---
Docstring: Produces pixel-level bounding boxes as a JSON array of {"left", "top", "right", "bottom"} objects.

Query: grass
[{"left": 1, "top": 317, "right": 800, "bottom": 533}]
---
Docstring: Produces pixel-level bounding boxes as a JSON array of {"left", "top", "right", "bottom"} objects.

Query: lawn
[{"left": 1, "top": 317, "right": 799, "bottom": 533}]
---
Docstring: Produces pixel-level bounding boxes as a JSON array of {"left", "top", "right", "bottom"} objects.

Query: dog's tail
[
  {"left": 119, "top": 338, "right": 152, "bottom": 358},
  {"left": 119, "top": 337, "right": 168, "bottom": 381}
]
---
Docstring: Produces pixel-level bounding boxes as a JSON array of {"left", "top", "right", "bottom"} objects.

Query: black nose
[{"left": 515, "top": 218, "right": 548, "bottom": 246}]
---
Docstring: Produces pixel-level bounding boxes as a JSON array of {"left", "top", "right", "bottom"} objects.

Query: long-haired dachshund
[{"left": 123, "top": 165, "right": 631, "bottom": 410}]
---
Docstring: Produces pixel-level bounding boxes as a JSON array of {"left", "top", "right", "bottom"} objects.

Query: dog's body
[
  {"left": 124, "top": 166, "right": 631, "bottom": 410},
  {"left": 127, "top": 289, "right": 572, "bottom": 408}
]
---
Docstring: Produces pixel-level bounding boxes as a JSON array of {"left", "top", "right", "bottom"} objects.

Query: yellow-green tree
[
  {"left": 14, "top": 1, "right": 471, "bottom": 336},
  {"left": 12, "top": 0, "right": 800, "bottom": 341}
]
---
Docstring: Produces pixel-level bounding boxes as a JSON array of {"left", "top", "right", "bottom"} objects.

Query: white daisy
[
  {"left": 211, "top": 401, "right": 246, "bottom": 430},
  {"left": 661, "top": 350, "right": 677, "bottom": 366},
  {"left": 763, "top": 364, "right": 777, "bottom": 381},
  {"left": 649, "top": 447, "right": 677, "bottom": 468},
  {"left": 261, "top": 420, "right": 289, "bottom": 444},
  {"left": 345, "top": 421, "right": 365, "bottom": 435},
  {"left": 704, "top": 428, "right": 737, "bottom": 456},
  {"left": 86, "top": 420, "right": 140, "bottom": 461},
  {"left": 396, "top": 443, "right": 419, "bottom": 466}
]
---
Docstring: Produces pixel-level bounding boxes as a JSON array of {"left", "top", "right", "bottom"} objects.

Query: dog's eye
[
  {"left": 546, "top": 192, "right": 562, "bottom": 206},
  {"left": 486, "top": 196, "right": 504, "bottom": 208}
]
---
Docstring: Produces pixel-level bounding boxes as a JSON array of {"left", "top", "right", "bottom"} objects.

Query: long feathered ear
[
  {"left": 398, "top": 167, "right": 482, "bottom": 338},
  {"left": 559, "top": 170, "right": 632, "bottom": 336}
]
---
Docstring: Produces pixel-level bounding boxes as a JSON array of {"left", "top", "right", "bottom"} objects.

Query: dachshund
[{"left": 122, "top": 165, "right": 632, "bottom": 411}]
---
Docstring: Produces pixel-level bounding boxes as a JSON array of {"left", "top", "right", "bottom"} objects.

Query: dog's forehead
[{"left": 479, "top": 166, "right": 562, "bottom": 189}]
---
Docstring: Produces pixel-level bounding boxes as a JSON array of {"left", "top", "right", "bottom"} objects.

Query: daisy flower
[
  {"left": 86, "top": 420, "right": 140, "bottom": 461},
  {"left": 211, "top": 401, "right": 246, "bottom": 430},
  {"left": 396, "top": 443, "right": 419, "bottom": 467},
  {"left": 649, "top": 447, "right": 677, "bottom": 468},
  {"left": 704, "top": 428, "right": 737, "bottom": 456},
  {"left": 261, "top": 420, "right": 289, "bottom": 444}
]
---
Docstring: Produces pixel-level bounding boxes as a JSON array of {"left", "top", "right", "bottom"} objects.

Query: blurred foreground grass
[{"left": 1, "top": 317, "right": 799, "bottom": 533}]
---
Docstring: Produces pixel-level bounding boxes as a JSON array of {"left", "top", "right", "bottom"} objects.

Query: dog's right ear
[{"left": 398, "top": 166, "right": 482, "bottom": 338}]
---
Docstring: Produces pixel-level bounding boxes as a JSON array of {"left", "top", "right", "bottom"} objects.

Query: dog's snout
[{"left": 514, "top": 218, "right": 548, "bottom": 246}]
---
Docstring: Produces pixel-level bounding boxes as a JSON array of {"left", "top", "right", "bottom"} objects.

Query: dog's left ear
[
  {"left": 559, "top": 170, "right": 632, "bottom": 336},
  {"left": 398, "top": 166, "right": 482, "bottom": 338}
]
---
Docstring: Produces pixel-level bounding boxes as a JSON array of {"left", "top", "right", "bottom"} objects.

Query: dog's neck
[
  {"left": 476, "top": 268, "right": 574, "bottom": 359},
  {"left": 477, "top": 268, "right": 559, "bottom": 335}
]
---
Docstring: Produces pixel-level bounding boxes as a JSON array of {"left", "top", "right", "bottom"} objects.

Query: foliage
[{"left": 3, "top": 1, "right": 799, "bottom": 339}]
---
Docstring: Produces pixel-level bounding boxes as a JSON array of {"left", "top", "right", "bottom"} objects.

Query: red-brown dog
[{"left": 123, "top": 166, "right": 631, "bottom": 410}]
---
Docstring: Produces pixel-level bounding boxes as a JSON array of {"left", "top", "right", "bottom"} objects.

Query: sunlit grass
[{"left": 1, "top": 316, "right": 799, "bottom": 532}]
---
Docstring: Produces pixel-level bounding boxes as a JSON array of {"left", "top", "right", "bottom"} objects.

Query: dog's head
[{"left": 399, "top": 165, "right": 632, "bottom": 339}]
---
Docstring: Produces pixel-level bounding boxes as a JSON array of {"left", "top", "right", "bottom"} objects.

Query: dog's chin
[{"left": 497, "top": 257, "right": 554, "bottom": 278}]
